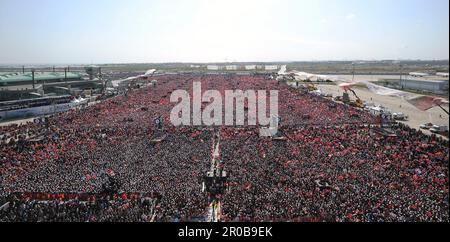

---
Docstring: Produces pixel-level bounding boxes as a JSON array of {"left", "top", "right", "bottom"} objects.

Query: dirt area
[{"left": 317, "top": 84, "right": 449, "bottom": 137}]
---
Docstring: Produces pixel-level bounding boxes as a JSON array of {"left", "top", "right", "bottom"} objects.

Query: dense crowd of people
[
  {"left": 0, "top": 193, "right": 159, "bottom": 222},
  {"left": 1, "top": 123, "right": 212, "bottom": 221},
  {"left": 0, "top": 73, "right": 448, "bottom": 222},
  {"left": 220, "top": 124, "right": 448, "bottom": 222}
]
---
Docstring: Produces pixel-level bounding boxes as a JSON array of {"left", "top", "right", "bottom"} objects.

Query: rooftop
[{"left": 0, "top": 72, "right": 82, "bottom": 84}]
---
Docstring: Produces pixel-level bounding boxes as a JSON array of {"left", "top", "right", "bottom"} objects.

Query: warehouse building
[
  {"left": 225, "top": 65, "right": 238, "bottom": 71},
  {"left": 0, "top": 72, "right": 82, "bottom": 87},
  {"left": 245, "top": 65, "right": 256, "bottom": 70},
  {"left": 0, "top": 71, "right": 103, "bottom": 102},
  {"left": 400, "top": 78, "right": 449, "bottom": 95},
  {"left": 207, "top": 65, "right": 219, "bottom": 71},
  {"left": 265, "top": 65, "right": 278, "bottom": 71}
]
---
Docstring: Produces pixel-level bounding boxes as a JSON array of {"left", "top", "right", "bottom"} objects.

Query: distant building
[
  {"left": 265, "top": 65, "right": 278, "bottom": 71},
  {"left": 226, "top": 65, "right": 237, "bottom": 71},
  {"left": 400, "top": 78, "right": 449, "bottom": 94},
  {"left": 245, "top": 65, "right": 256, "bottom": 70},
  {"left": 0, "top": 72, "right": 82, "bottom": 87},
  {"left": 207, "top": 65, "right": 219, "bottom": 71}
]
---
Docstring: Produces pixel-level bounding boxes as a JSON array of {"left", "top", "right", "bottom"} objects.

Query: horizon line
[{"left": 1, "top": 59, "right": 449, "bottom": 67}]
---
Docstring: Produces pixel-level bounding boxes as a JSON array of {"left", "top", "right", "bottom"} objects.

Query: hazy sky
[{"left": 0, "top": 0, "right": 448, "bottom": 64}]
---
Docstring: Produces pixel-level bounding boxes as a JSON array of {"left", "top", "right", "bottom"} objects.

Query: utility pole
[
  {"left": 31, "top": 69, "right": 35, "bottom": 89},
  {"left": 64, "top": 67, "right": 68, "bottom": 87},
  {"left": 399, "top": 64, "right": 403, "bottom": 89},
  {"left": 352, "top": 63, "right": 355, "bottom": 83},
  {"left": 42, "top": 70, "right": 45, "bottom": 95},
  {"left": 399, "top": 64, "right": 403, "bottom": 81},
  {"left": 99, "top": 67, "right": 106, "bottom": 95}
]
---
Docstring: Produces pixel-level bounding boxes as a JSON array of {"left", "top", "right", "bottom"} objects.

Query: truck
[
  {"left": 420, "top": 123, "right": 434, "bottom": 130},
  {"left": 430, "top": 125, "right": 449, "bottom": 135},
  {"left": 393, "top": 112, "right": 408, "bottom": 121}
]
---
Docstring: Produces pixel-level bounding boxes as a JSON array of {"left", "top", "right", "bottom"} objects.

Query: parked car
[
  {"left": 420, "top": 123, "right": 434, "bottom": 130},
  {"left": 393, "top": 112, "right": 408, "bottom": 120},
  {"left": 430, "top": 125, "right": 449, "bottom": 134}
]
